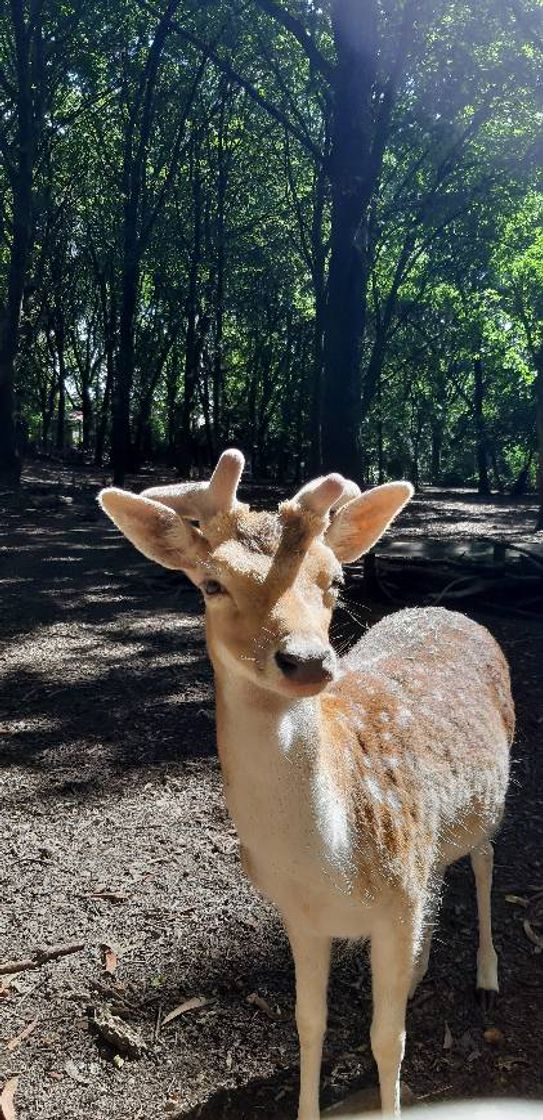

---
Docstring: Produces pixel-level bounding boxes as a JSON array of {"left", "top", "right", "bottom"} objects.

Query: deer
[{"left": 98, "top": 450, "right": 514, "bottom": 1118}]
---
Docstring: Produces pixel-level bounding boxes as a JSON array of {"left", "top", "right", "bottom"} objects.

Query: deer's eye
[{"left": 202, "top": 578, "right": 225, "bottom": 597}]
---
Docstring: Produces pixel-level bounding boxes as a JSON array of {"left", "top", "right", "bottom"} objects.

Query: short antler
[
  {"left": 143, "top": 449, "right": 245, "bottom": 524},
  {"left": 289, "top": 473, "right": 362, "bottom": 518}
]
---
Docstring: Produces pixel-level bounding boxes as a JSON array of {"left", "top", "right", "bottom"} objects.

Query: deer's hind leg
[
  {"left": 470, "top": 840, "right": 499, "bottom": 1011},
  {"left": 409, "top": 867, "right": 445, "bottom": 998},
  {"left": 408, "top": 920, "right": 433, "bottom": 998}
]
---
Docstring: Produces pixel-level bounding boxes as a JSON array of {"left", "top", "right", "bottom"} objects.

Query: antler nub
[
  {"left": 207, "top": 448, "right": 245, "bottom": 514},
  {"left": 142, "top": 448, "right": 245, "bottom": 524},
  {"left": 291, "top": 473, "right": 350, "bottom": 517}
]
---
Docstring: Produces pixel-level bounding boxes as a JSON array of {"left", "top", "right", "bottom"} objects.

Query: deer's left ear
[{"left": 325, "top": 482, "right": 413, "bottom": 563}]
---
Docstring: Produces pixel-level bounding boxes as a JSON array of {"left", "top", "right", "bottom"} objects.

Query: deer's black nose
[{"left": 274, "top": 648, "right": 335, "bottom": 685}]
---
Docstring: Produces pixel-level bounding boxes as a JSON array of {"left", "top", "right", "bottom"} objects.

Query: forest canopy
[{"left": 1, "top": 0, "right": 543, "bottom": 524}]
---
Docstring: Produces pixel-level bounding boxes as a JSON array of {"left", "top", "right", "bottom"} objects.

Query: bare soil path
[{"left": 1, "top": 466, "right": 542, "bottom": 1119}]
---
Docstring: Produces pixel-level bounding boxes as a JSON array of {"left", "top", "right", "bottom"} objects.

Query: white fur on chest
[{"left": 219, "top": 691, "right": 353, "bottom": 890}]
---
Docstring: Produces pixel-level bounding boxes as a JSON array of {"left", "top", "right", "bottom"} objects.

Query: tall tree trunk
[
  {"left": 179, "top": 147, "right": 203, "bottom": 475},
  {"left": 0, "top": 0, "right": 36, "bottom": 486},
  {"left": 94, "top": 263, "right": 116, "bottom": 468},
  {"left": 56, "top": 357, "right": 66, "bottom": 451},
  {"left": 320, "top": 0, "right": 415, "bottom": 477},
  {"left": 376, "top": 371, "right": 384, "bottom": 484},
  {"left": 535, "top": 350, "right": 543, "bottom": 530},
  {"left": 212, "top": 88, "right": 229, "bottom": 451},
  {"left": 54, "top": 290, "right": 66, "bottom": 452},
  {"left": 112, "top": 259, "right": 138, "bottom": 483},
  {"left": 111, "top": 0, "right": 183, "bottom": 485},
  {"left": 322, "top": 0, "right": 378, "bottom": 476},
  {"left": 431, "top": 420, "right": 442, "bottom": 485},
  {"left": 308, "top": 165, "right": 327, "bottom": 474},
  {"left": 473, "top": 356, "right": 491, "bottom": 496}
]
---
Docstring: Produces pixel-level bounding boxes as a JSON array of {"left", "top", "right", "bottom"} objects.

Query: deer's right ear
[{"left": 98, "top": 488, "right": 208, "bottom": 574}]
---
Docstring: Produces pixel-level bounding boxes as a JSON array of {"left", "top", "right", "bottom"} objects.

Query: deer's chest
[{"left": 217, "top": 707, "right": 368, "bottom": 934}]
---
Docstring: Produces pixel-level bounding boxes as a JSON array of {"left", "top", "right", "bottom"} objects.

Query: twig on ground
[
  {"left": 0, "top": 942, "right": 85, "bottom": 976},
  {"left": 153, "top": 1001, "right": 163, "bottom": 1043}
]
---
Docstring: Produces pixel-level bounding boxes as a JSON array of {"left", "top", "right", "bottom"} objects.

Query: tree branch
[
  {"left": 252, "top": 0, "right": 334, "bottom": 82},
  {"left": 137, "top": 0, "right": 323, "bottom": 163}
]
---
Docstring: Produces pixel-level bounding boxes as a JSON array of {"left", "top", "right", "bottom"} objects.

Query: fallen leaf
[
  {"left": 162, "top": 996, "right": 213, "bottom": 1026},
  {"left": 483, "top": 1027, "right": 504, "bottom": 1046},
  {"left": 101, "top": 945, "right": 118, "bottom": 975},
  {"left": 246, "top": 992, "right": 284, "bottom": 1022},
  {"left": 504, "top": 894, "right": 528, "bottom": 907},
  {"left": 6, "top": 1017, "right": 38, "bottom": 1052},
  {"left": 443, "top": 1022, "right": 453, "bottom": 1051},
  {"left": 0, "top": 1077, "right": 18, "bottom": 1120}
]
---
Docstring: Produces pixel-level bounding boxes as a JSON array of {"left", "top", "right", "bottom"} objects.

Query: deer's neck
[
  {"left": 213, "top": 668, "right": 323, "bottom": 828},
  {"left": 214, "top": 670, "right": 321, "bottom": 775}
]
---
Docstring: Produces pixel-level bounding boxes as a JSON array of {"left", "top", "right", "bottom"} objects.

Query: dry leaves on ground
[
  {"left": 162, "top": 996, "right": 213, "bottom": 1027},
  {"left": 0, "top": 1077, "right": 18, "bottom": 1120},
  {"left": 100, "top": 945, "right": 118, "bottom": 974},
  {"left": 6, "top": 1017, "right": 38, "bottom": 1052},
  {"left": 88, "top": 890, "right": 129, "bottom": 903}
]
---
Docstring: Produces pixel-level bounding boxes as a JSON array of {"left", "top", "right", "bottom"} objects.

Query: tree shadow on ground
[{"left": 1, "top": 500, "right": 215, "bottom": 798}]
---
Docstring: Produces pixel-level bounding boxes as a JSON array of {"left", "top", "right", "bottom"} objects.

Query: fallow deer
[{"left": 99, "top": 450, "right": 514, "bottom": 1118}]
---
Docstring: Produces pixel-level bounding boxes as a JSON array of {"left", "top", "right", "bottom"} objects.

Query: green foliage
[{"left": 0, "top": 0, "right": 542, "bottom": 492}]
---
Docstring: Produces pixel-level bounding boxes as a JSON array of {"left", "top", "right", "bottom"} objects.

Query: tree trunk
[
  {"left": 178, "top": 147, "right": 203, "bottom": 475},
  {"left": 112, "top": 260, "right": 137, "bottom": 483},
  {"left": 54, "top": 293, "right": 66, "bottom": 452},
  {"left": 473, "top": 356, "right": 491, "bottom": 496},
  {"left": 212, "top": 89, "right": 230, "bottom": 451},
  {"left": 111, "top": 0, "right": 182, "bottom": 485},
  {"left": 56, "top": 359, "right": 66, "bottom": 451},
  {"left": 308, "top": 164, "right": 327, "bottom": 474},
  {"left": 94, "top": 263, "right": 115, "bottom": 468},
  {"left": 322, "top": 2, "right": 378, "bottom": 476},
  {"left": 376, "top": 372, "right": 384, "bottom": 484},
  {"left": 0, "top": 0, "right": 36, "bottom": 486},
  {"left": 431, "top": 420, "right": 442, "bottom": 485},
  {"left": 535, "top": 353, "right": 543, "bottom": 530}
]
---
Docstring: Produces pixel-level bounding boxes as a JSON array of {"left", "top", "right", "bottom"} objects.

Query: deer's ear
[
  {"left": 98, "top": 488, "right": 208, "bottom": 575},
  {"left": 325, "top": 482, "right": 413, "bottom": 563}
]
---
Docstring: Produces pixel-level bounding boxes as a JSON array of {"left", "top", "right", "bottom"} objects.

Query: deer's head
[{"left": 99, "top": 451, "right": 412, "bottom": 699}]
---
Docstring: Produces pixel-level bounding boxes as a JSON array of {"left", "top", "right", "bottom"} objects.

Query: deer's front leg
[
  {"left": 370, "top": 912, "right": 420, "bottom": 1117},
  {"left": 285, "top": 920, "right": 331, "bottom": 1120}
]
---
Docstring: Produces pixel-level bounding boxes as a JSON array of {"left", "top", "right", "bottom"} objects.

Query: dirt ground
[{"left": 1, "top": 464, "right": 543, "bottom": 1120}]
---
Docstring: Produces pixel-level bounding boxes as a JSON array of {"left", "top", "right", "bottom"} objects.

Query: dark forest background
[{"left": 1, "top": 0, "right": 543, "bottom": 524}]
